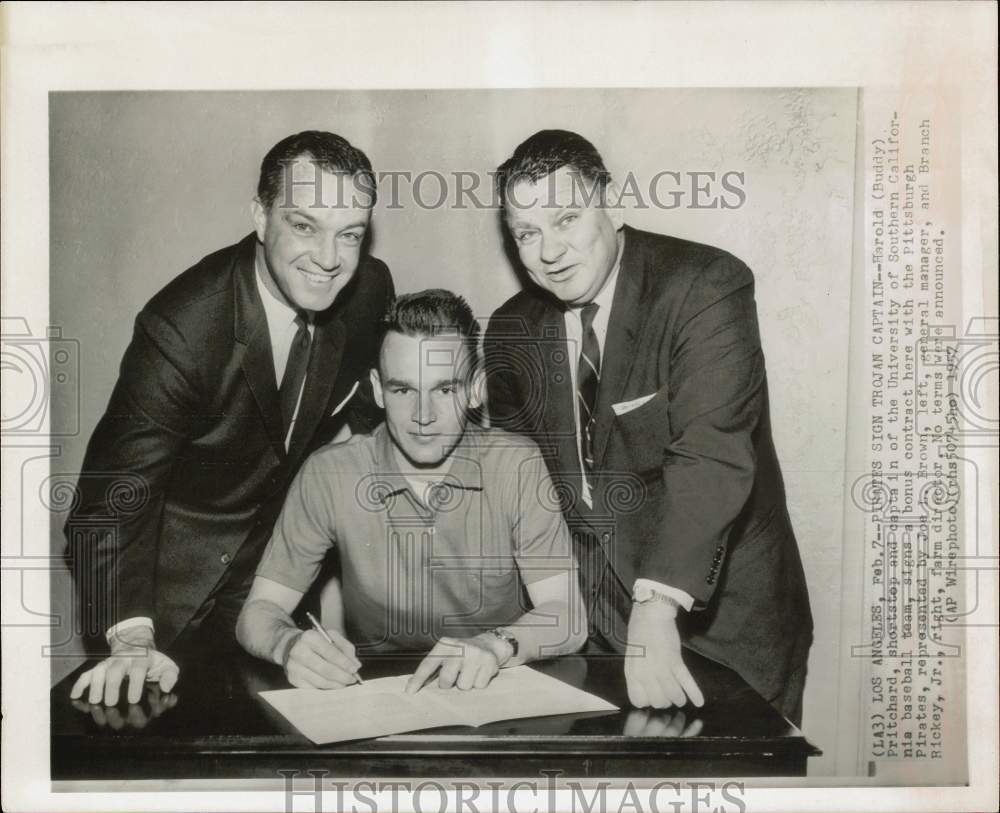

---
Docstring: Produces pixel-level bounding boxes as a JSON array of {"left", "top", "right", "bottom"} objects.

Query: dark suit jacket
[
  {"left": 484, "top": 225, "right": 812, "bottom": 703},
  {"left": 66, "top": 233, "right": 393, "bottom": 650}
]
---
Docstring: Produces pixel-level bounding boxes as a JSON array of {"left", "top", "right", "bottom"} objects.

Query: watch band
[{"left": 489, "top": 627, "right": 519, "bottom": 662}]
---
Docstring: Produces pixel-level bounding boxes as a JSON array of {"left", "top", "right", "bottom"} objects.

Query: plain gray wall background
[{"left": 48, "top": 89, "right": 856, "bottom": 774}]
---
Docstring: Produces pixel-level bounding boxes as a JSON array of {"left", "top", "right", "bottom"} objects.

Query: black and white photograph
[{"left": 1, "top": 3, "right": 996, "bottom": 812}]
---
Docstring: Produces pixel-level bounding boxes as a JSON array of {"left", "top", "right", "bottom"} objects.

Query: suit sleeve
[
  {"left": 636, "top": 257, "right": 764, "bottom": 606},
  {"left": 483, "top": 313, "right": 535, "bottom": 434},
  {"left": 65, "top": 307, "right": 201, "bottom": 639}
]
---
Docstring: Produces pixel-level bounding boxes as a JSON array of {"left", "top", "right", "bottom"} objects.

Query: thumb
[
  {"left": 159, "top": 669, "right": 178, "bottom": 694},
  {"left": 153, "top": 658, "right": 180, "bottom": 693}
]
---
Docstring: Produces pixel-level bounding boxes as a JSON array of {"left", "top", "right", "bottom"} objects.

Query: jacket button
[{"left": 220, "top": 553, "right": 232, "bottom": 565}]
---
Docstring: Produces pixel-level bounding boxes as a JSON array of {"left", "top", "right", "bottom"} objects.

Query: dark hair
[
  {"left": 377, "top": 289, "right": 480, "bottom": 372},
  {"left": 257, "top": 130, "right": 377, "bottom": 209},
  {"left": 379, "top": 289, "right": 478, "bottom": 343},
  {"left": 495, "top": 129, "right": 611, "bottom": 207}
]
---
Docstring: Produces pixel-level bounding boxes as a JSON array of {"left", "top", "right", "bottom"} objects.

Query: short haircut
[
  {"left": 495, "top": 129, "right": 611, "bottom": 207},
  {"left": 257, "top": 130, "right": 377, "bottom": 209},
  {"left": 377, "top": 289, "right": 480, "bottom": 374}
]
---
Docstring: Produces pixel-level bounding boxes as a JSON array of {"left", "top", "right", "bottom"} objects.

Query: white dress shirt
[
  {"left": 253, "top": 249, "right": 313, "bottom": 450},
  {"left": 564, "top": 261, "right": 620, "bottom": 509},
  {"left": 563, "top": 250, "right": 694, "bottom": 613}
]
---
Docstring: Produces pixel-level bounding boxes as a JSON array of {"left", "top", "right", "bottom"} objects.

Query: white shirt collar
[
  {"left": 567, "top": 230, "right": 624, "bottom": 316},
  {"left": 562, "top": 232, "right": 625, "bottom": 509},
  {"left": 253, "top": 244, "right": 313, "bottom": 388},
  {"left": 254, "top": 244, "right": 299, "bottom": 330},
  {"left": 592, "top": 255, "right": 621, "bottom": 313}
]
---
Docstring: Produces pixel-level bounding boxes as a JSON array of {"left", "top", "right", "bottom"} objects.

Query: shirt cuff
[
  {"left": 106, "top": 616, "right": 155, "bottom": 643},
  {"left": 633, "top": 579, "right": 695, "bottom": 612}
]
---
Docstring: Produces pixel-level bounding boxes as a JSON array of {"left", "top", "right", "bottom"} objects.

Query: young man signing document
[{"left": 237, "top": 290, "right": 587, "bottom": 692}]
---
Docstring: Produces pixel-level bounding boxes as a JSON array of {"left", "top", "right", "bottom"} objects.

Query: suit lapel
[
  {"left": 538, "top": 303, "right": 584, "bottom": 513},
  {"left": 233, "top": 236, "right": 287, "bottom": 461},
  {"left": 593, "top": 229, "right": 643, "bottom": 468},
  {"left": 286, "top": 314, "right": 345, "bottom": 462}
]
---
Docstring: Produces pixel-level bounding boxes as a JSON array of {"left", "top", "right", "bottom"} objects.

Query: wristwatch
[{"left": 489, "top": 627, "right": 519, "bottom": 663}]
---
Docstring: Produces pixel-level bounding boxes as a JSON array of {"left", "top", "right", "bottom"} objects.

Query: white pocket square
[
  {"left": 330, "top": 380, "right": 360, "bottom": 417},
  {"left": 612, "top": 392, "right": 656, "bottom": 416}
]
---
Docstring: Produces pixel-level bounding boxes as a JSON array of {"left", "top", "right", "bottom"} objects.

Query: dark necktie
[
  {"left": 576, "top": 303, "right": 601, "bottom": 472},
  {"left": 279, "top": 312, "right": 312, "bottom": 438}
]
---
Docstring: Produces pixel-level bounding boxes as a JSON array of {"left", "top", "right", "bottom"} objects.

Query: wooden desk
[{"left": 51, "top": 646, "right": 818, "bottom": 780}]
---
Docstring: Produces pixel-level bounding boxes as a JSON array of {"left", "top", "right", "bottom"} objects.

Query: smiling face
[
  {"left": 371, "top": 331, "right": 483, "bottom": 471},
  {"left": 505, "top": 166, "right": 624, "bottom": 306},
  {"left": 252, "top": 155, "right": 373, "bottom": 312}
]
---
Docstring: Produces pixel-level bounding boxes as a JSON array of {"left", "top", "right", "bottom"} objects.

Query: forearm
[
  {"left": 645, "top": 274, "right": 765, "bottom": 600},
  {"left": 70, "top": 309, "right": 200, "bottom": 627},
  {"left": 68, "top": 454, "right": 168, "bottom": 629},
  {"left": 317, "top": 579, "right": 346, "bottom": 635},
  {"left": 488, "top": 599, "right": 587, "bottom": 667},
  {"left": 235, "top": 598, "right": 303, "bottom": 666}
]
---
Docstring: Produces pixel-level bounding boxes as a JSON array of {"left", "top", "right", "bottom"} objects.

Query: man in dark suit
[
  {"left": 66, "top": 131, "right": 394, "bottom": 705},
  {"left": 484, "top": 130, "right": 812, "bottom": 724}
]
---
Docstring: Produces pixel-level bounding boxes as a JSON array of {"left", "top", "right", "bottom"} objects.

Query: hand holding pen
[
  {"left": 306, "top": 612, "right": 364, "bottom": 685},
  {"left": 282, "top": 611, "right": 364, "bottom": 690}
]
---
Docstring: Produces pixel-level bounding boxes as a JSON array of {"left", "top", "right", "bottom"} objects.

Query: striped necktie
[
  {"left": 576, "top": 303, "right": 601, "bottom": 472},
  {"left": 279, "top": 312, "right": 312, "bottom": 438}
]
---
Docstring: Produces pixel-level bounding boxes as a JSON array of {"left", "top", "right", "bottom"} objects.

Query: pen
[{"left": 305, "top": 611, "right": 364, "bottom": 685}]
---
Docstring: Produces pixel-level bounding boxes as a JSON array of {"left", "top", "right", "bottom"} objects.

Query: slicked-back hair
[
  {"left": 257, "top": 130, "right": 377, "bottom": 209},
  {"left": 377, "top": 289, "right": 480, "bottom": 376},
  {"left": 495, "top": 129, "right": 611, "bottom": 207}
]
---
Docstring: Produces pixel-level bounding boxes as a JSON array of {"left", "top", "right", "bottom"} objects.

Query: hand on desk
[
  {"left": 405, "top": 634, "right": 503, "bottom": 693},
  {"left": 625, "top": 602, "right": 705, "bottom": 710},
  {"left": 71, "top": 684, "right": 178, "bottom": 731},
  {"left": 285, "top": 627, "right": 362, "bottom": 689},
  {"left": 69, "top": 625, "right": 179, "bottom": 705}
]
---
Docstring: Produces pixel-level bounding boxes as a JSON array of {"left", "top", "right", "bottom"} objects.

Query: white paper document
[{"left": 258, "top": 666, "right": 619, "bottom": 744}]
